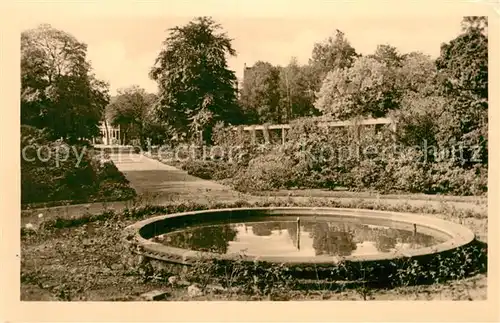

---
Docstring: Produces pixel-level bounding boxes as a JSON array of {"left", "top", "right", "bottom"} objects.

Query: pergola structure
[{"left": 232, "top": 117, "right": 397, "bottom": 145}]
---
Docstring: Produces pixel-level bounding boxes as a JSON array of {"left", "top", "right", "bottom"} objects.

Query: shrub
[
  {"left": 166, "top": 116, "right": 487, "bottom": 196},
  {"left": 21, "top": 125, "right": 136, "bottom": 206},
  {"left": 382, "top": 149, "right": 430, "bottom": 193},
  {"left": 426, "top": 163, "right": 487, "bottom": 196},
  {"left": 346, "top": 158, "right": 388, "bottom": 192},
  {"left": 181, "top": 160, "right": 236, "bottom": 181},
  {"left": 232, "top": 150, "right": 297, "bottom": 192}
]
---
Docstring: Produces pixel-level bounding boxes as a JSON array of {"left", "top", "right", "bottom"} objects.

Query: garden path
[
  {"left": 21, "top": 152, "right": 247, "bottom": 227},
  {"left": 108, "top": 152, "right": 245, "bottom": 201},
  {"left": 21, "top": 152, "right": 487, "bottom": 228}
]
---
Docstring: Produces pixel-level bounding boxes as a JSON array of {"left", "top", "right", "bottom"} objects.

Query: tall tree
[
  {"left": 107, "top": 86, "right": 157, "bottom": 148},
  {"left": 309, "top": 29, "right": 359, "bottom": 90},
  {"left": 393, "top": 52, "right": 442, "bottom": 148},
  {"left": 370, "top": 44, "right": 403, "bottom": 68},
  {"left": 278, "top": 57, "right": 318, "bottom": 121},
  {"left": 21, "top": 24, "right": 109, "bottom": 142},
  {"left": 150, "top": 17, "right": 242, "bottom": 143},
  {"left": 315, "top": 56, "right": 400, "bottom": 119},
  {"left": 398, "top": 52, "right": 437, "bottom": 95},
  {"left": 435, "top": 16, "right": 488, "bottom": 164},
  {"left": 239, "top": 61, "right": 282, "bottom": 123}
]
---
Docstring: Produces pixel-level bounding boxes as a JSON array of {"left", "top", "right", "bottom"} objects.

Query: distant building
[
  {"left": 93, "top": 120, "right": 121, "bottom": 145},
  {"left": 236, "top": 77, "right": 244, "bottom": 98},
  {"left": 242, "top": 63, "right": 255, "bottom": 84},
  {"left": 237, "top": 63, "right": 253, "bottom": 98},
  {"left": 243, "top": 62, "right": 253, "bottom": 79}
]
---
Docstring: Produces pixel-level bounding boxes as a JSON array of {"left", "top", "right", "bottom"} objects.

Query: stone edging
[{"left": 124, "top": 207, "right": 476, "bottom": 265}]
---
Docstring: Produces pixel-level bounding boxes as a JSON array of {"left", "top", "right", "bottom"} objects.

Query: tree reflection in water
[
  {"left": 250, "top": 222, "right": 280, "bottom": 236},
  {"left": 284, "top": 221, "right": 316, "bottom": 247},
  {"left": 159, "top": 225, "right": 238, "bottom": 254},
  {"left": 371, "top": 227, "right": 437, "bottom": 252},
  {"left": 155, "top": 220, "right": 441, "bottom": 256},
  {"left": 311, "top": 222, "right": 357, "bottom": 256},
  {"left": 374, "top": 234, "right": 397, "bottom": 252},
  {"left": 285, "top": 222, "right": 298, "bottom": 247}
]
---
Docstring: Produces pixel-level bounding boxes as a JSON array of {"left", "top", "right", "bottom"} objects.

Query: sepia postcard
[{"left": 1, "top": 0, "right": 499, "bottom": 322}]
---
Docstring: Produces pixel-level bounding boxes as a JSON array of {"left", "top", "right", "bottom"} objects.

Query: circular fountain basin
[{"left": 125, "top": 207, "right": 475, "bottom": 266}]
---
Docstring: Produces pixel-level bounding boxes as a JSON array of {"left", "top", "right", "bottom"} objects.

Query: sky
[{"left": 18, "top": 12, "right": 467, "bottom": 96}]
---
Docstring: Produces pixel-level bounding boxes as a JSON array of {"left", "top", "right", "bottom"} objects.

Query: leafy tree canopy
[
  {"left": 370, "top": 44, "right": 403, "bottom": 68},
  {"left": 150, "top": 17, "right": 243, "bottom": 142},
  {"left": 21, "top": 24, "right": 109, "bottom": 142},
  {"left": 277, "top": 57, "right": 319, "bottom": 121},
  {"left": 434, "top": 16, "right": 488, "bottom": 163},
  {"left": 309, "top": 29, "right": 359, "bottom": 90},
  {"left": 107, "top": 85, "right": 157, "bottom": 147},
  {"left": 239, "top": 61, "right": 282, "bottom": 123},
  {"left": 314, "top": 56, "right": 400, "bottom": 119}
]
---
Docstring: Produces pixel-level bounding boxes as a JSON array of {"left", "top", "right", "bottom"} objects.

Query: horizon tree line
[{"left": 21, "top": 16, "right": 488, "bottom": 164}]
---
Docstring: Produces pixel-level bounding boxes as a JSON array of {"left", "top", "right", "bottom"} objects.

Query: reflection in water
[
  {"left": 375, "top": 234, "right": 397, "bottom": 253},
  {"left": 251, "top": 222, "right": 277, "bottom": 236},
  {"left": 311, "top": 222, "right": 357, "bottom": 256},
  {"left": 152, "top": 219, "right": 444, "bottom": 257},
  {"left": 286, "top": 222, "right": 298, "bottom": 247},
  {"left": 152, "top": 224, "right": 238, "bottom": 254}
]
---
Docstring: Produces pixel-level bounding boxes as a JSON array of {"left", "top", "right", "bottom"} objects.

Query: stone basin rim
[{"left": 125, "top": 207, "right": 476, "bottom": 265}]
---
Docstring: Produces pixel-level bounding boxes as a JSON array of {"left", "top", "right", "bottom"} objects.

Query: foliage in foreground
[
  {"left": 165, "top": 240, "right": 486, "bottom": 299},
  {"left": 21, "top": 197, "right": 487, "bottom": 301},
  {"left": 21, "top": 125, "right": 136, "bottom": 206}
]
